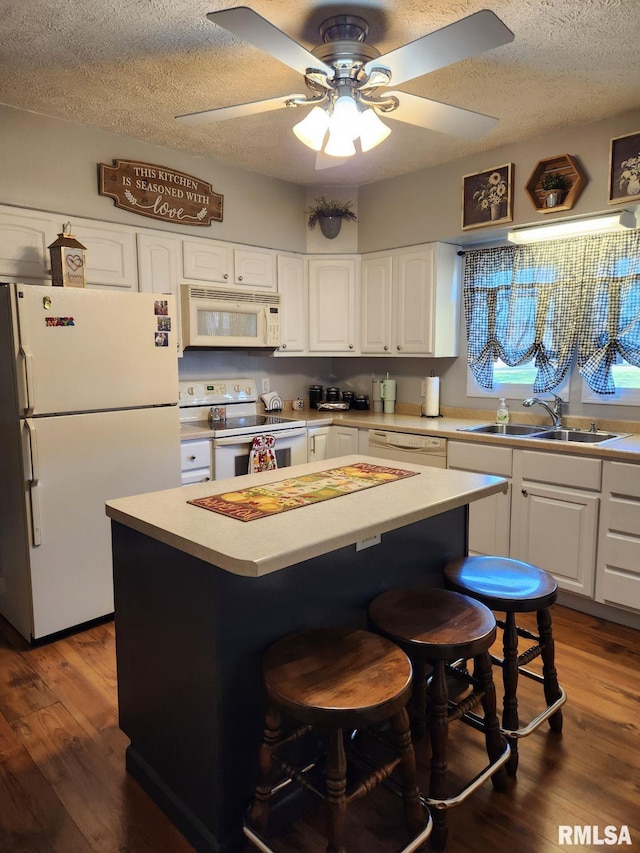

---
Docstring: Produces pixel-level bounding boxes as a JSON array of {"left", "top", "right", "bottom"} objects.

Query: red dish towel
[{"left": 248, "top": 434, "right": 277, "bottom": 473}]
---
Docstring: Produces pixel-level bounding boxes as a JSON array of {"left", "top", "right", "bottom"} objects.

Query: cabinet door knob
[
  {"left": 282, "top": 343, "right": 287, "bottom": 349},
  {"left": 384, "top": 345, "right": 388, "bottom": 351},
  {"left": 349, "top": 344, "right": 354, "bottom": 349},
  {"left": 223, "top": 273, "right": 229, "bottom": 279},
  {"left": 521, "top": 488, "right": 528, "bottom": 497},
  {"left": 238, "top": 275, "right": 243, "bottom": 281},
  {"left": 397, "top": 345, "right": 401, "bottom": 350},
  {"left": 189, "top": 455, "right": 196, "bottom": 461}
]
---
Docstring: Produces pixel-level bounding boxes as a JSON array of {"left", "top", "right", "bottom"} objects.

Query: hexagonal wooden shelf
[{"left": 525, "top": 154, "right": 588, "bottom": 213}]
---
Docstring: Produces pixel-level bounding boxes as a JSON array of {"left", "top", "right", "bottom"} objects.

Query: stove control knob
[
  {"left": 187, "top": 386, "right": 195, "bottom": 395},
  {"left": 245, "top": 386, "right": 252, "bottom": 395},
  {"left": 234, "top": 384, "right": 240, "bottom": 392}
]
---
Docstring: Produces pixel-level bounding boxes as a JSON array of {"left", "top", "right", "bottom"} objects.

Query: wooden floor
[{"left": 0, "top": 605, "right": 638, "bottom": 852}]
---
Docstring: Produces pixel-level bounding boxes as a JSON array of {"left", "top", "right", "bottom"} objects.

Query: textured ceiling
[{"left": 1, "top": 0, "right": 639, "bottom": 187}]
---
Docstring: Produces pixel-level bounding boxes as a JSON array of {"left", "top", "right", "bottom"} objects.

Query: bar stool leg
[
  {"left": 325, "top": 728, "right": 347, "bottom": 853},
  {"left": 473, "top": 651, "right": 507, "bottom": 792},
  {"left": 537, "top": 608, "right": 563, "bottom": 733},
  {"left": 249, "top": 705, "right": 282, "bottom": 835},
  {"left": 428, "top": 660, "right": 449, "bottom": 852},
  {"left": 411, "top": 658, "right": 428, "bottom": 740},
  {"left": 502, "top": 612, "right": 520, "bottom": 776},
  {"left": 390, "top": 706, "right": 425, "bottom": 837}
]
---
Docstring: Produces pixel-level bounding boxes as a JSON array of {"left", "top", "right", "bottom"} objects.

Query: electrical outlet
[{"left": 261, "top": 378, "right": 270, "bottom": 393}]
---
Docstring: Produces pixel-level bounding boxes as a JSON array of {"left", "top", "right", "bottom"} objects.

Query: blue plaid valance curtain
[{"left": 464, "top": 231, "right": 640, "bottom": 393}]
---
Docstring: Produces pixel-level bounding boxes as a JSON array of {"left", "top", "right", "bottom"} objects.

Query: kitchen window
[{"left": 464, "top": 230, "right": 640, "bottom": 401}]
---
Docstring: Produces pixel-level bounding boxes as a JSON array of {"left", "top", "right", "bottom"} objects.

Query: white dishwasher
[{"left": 368, "top": 429, "right": 447, "bottom": 468}]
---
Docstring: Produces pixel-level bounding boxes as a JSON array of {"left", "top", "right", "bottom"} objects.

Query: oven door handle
[{"left": 213, "top": 427, "right": 307, "bottom": 446}]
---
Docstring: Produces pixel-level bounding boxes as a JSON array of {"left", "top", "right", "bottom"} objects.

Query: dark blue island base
[{"left": 111, "top": 506, "right": 468, "bottom": 852}]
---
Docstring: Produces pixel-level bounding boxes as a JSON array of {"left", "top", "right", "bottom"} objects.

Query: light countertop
[
  {"left": 105, "top": 454, "right": 506, "bottom": 578},
  {"left": 180, "top": 409, "right": 640, "bottom": 462}
]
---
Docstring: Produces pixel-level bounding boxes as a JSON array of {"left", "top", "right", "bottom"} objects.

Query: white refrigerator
[{"left": 0, "top": 283, "right": 181, "bottom": 641}]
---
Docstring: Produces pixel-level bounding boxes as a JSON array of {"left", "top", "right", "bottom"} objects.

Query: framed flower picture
[
  {"left": 608, "top": 131, "right": 640, "bottom": 204},
  {"left": 462, "top": 163, "right": 514, "bottom": 230}
]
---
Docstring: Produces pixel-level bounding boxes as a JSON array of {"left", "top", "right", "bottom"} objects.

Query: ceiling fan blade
[
  {"left": 364, "top": 9, "right": 514, "bottom": 87},
  {"left": 315, "top": 151, "right": 347, "bottom": 171},
  {"left": 207, "top": 7, "right": 334, "bottom": 78},
  {"left": 176, "top": 94, "right": 307, "bottom": 125},
  {"left": 386, "top": 91, "right": 498, "bottom": 140}
]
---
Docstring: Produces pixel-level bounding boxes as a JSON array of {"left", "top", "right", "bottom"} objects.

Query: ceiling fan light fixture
[
  {"left": 292, "top": 106, "right": 330, "bottom": 151},
  {"left": 324, "top": 127, "right": 356, "bottom": 158},
  {"left": 358, "top": 107, "right": 391, "bottom": 152},
  {"left": 331, "top": 91, "right": 361, "bottom": 140}
]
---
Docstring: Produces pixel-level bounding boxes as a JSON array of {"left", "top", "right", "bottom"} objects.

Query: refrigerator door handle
[
  {"left": 20, "top": 345, "right": 35, "bottom": 415},
  {"left": 24, "top": 418, "right": 42, "bottom": 546}
]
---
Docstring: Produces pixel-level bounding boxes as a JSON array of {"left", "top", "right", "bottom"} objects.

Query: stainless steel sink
[
  {"left": 534, "top": 428, "right": 628, "bottom": 444},
  {"left": 458, "top": 423, "right": 546, "bottom": 436}
]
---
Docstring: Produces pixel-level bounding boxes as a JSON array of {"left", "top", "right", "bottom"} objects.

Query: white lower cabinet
[
  {"left": 447, "top": 441, "right": 512, "bottom": 557},
  {"left": 330, "top": 426, "right": 359, "bottom": 458},
  {"left": 180, "top": 439, "right": 212, "bottom": 485},
  {"left": 511, "top": 450, "right": 601, "bottom": 597},
  {"left": 308, "top": 426, "right": 330, "bottom": 462},
  {"left": 596, "top": 461, "right": 640, "bottom": 613}
]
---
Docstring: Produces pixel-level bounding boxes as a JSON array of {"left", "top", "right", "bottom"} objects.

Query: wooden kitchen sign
[{"left": 98, "top": 159, "right": 223, "bottom": 226}]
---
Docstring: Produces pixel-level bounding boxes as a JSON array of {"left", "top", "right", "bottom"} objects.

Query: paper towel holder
[{"left": 421, "top": 372, "right": 442, "bottom": 418}]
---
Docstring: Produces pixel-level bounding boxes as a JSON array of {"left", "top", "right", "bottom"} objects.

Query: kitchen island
[{"left": 106, "top": 455, "right": 506, "bottom": 853}]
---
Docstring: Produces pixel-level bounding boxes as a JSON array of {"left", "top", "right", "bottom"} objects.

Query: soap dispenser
[{"left": 496, "top": 397, "right": 510, "bottom": 425}]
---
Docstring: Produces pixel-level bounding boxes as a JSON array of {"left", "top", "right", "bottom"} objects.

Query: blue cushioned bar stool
[
  {"left": 444, "top": 556, "right": 567, "bottom": 776},
  {"left": 245, "top": 626, "right": 432, "bottom": 853},
  {"left": 368, "top": 588, "right": 510, "bottom": 852}
]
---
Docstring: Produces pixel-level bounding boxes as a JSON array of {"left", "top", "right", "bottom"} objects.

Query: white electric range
[{"left": 178, "top": 378, "right": 307, "bottom": 480}]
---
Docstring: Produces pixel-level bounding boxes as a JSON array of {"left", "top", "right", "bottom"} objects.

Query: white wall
[
  {"left": 0, "top": 105, "right": 307, "bottom": 252},
  {"left": 357, "top": 107, "right": 640, "bottom": 251},
  {"left": 3, "top": 103, "right": 639, "bottom": 421}
]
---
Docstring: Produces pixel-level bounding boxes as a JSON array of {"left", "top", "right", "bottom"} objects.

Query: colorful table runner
[{"left": 187, "top": 462, "right": 419, "bottom": 522}]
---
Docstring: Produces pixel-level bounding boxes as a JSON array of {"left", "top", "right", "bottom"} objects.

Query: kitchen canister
[
  {"left": 342, "top": 391, "right": 355, "bottom": 409},
  {"left": 326, "top": 386, "right": 340, "bottom": 402},
  {"left": 308, "top": 385, "right": 324, "bottom": 409}
]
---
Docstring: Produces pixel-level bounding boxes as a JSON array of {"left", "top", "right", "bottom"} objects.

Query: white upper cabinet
[
  {"left": 276, "top": 253, "right": 307, "bottom": 354},
  {"left": 361, "top": 243, "right": 461, "bottom": 357},
  {"left": 0, "top": 205, "right": 57, "bottom": 282},
  {"left": 137, "top": 230, "right": 182, "bottom": 353},
  {"left": 72, "top": 217, "right": 138, "bottom": 290},
  {"left": 361, "top": 254, "right": 393, "bottom": 354},
  {"left": 182, "top": 237, "right": 275, "bottom": 289},
  {"left": 308, "top": 256, "right": 359, "bottom": 354},
  {"left": 233, "top": 247, "right": 275, "bottom": 290},
  {"left": 182, "top": 237, "right": 231, "bottom": 283}
]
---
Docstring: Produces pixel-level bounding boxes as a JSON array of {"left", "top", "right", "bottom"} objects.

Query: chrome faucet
[{"left": 522, "top": 394, "right": 563, "bottom": 427}]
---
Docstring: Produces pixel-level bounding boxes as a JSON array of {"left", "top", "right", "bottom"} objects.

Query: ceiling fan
[{"left": 176, "top": 6, "right": 514, "bottom": 168}]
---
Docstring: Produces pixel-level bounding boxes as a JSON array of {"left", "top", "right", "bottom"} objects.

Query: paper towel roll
[{"left": 423, "top": 376, "right": 440, "bottom": 417}]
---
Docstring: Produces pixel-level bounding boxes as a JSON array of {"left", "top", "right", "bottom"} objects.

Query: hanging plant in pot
[
  {"left": 540, "top": 172, "right": 569, "bottom": 208},
  {"left": 306, "top": 195, "right": 357, "bottom": 239}
]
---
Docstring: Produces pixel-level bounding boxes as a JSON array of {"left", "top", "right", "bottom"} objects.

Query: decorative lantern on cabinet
[{"left": 48, "top": 222, "right": 87, "bottom": 287}]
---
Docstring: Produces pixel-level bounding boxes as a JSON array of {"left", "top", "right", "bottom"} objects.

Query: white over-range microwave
[{"left": 181, "top": 284, "right": 281, "bottom": 348}]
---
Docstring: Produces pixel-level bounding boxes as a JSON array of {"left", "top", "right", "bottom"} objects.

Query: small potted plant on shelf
[
  {"left": 305, "top": 195, "right": 357, "bottom": 239},
  {"left": 540, "top": 172, "right": 569, "bottom": 207}
]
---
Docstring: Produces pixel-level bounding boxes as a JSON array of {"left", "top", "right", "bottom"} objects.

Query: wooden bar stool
[
  {"left": 368, "top": 588, "right": 510, "bottom": 852},
  {"left": 444, "top": 556, "right": 567, "bottom": 776},
  {"left": 246, "top": 626, "right": 431, "bottom": 853}
]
